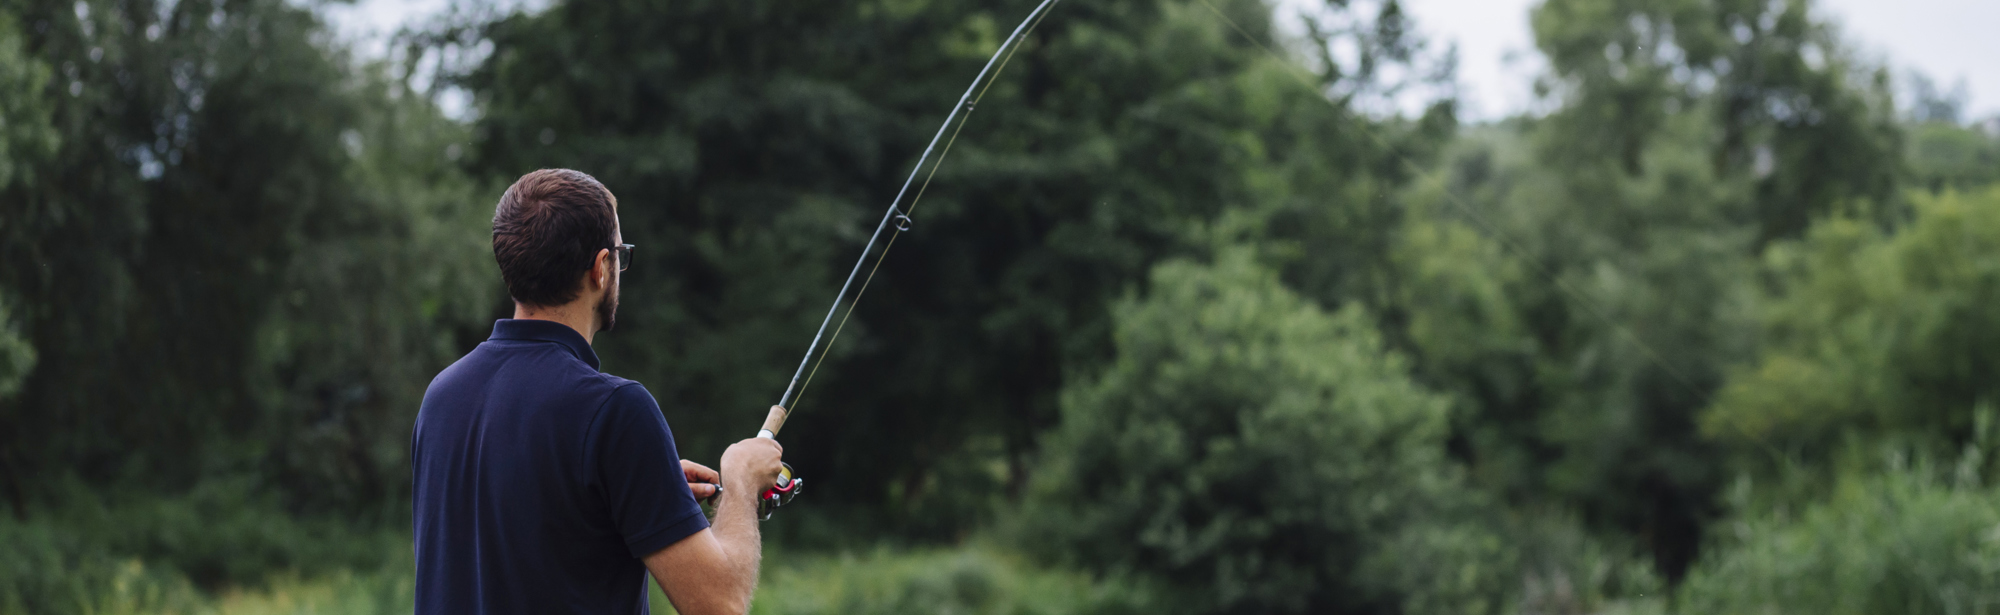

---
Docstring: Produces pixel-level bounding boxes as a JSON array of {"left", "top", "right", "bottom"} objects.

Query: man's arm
[{"left": 643, "top": 434, "right": 783, "bottom": 615}]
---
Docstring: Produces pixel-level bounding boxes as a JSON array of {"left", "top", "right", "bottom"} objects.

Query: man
[{"left": 413, "top": 168, "right": 785, "bottom": 614}]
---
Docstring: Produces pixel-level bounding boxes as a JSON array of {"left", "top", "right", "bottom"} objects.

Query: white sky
[
  {"left": 325, "top": 0, "right": 2000, "bottom": 122},
  {"left": 1397, "top": 0, "right": 2000, "bottom": 121},
  {"left": 320, "top": 0, "right": 451, "bottom": 51}
]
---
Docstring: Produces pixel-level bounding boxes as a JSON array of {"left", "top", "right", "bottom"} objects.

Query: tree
[
  {"left": 0, "top": 0, "right": 492, "bottom": 519},
  {"left": 1705, "top": 186, "right": 2000, "bottom": 484},
  {"left": 0, "top": 10, "right": 50, "bottom": 422},
  {"left": 0, "top": 8, "right": 54, "bottom": 190},
  {"left": 1381, "top": 0, "right": 1907, "bottom": 579},
  {"left": 1532, "top": 0, "right": 1901, "bottom": 244},
  {"left": 1020, "top": 249, "right": 1504, "bottom": 614},
  {"left": 1393, "top": 113, "right": 1761, "bottom": 580},
  {"left": 452, "top": 0, "right": 1447, "bottom": 535},
  {"left": 1905, "top": 117, "right": 2000, "bottom": 194}
]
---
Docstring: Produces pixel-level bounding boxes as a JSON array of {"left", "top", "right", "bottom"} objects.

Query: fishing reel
[
  {"left": 758, "top": 462, "right": 802, "bottom": 521},
  {"left": 754, "top": 405, "right": 802, "bottom": 521},
  {"left": 698, "top": 461, "right": 802, "bottom": 521}
]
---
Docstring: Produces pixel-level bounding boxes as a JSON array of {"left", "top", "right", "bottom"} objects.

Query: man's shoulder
[
  {"left": 425, "top": 344, "right": 489, "bottom": 390},
  {"left": 595, "top": 376, "right": 658, "bottom": 417},
  {"left": 594, "top": 370, "right": 640, "bottom": 390},
  {"left": 422, "top": 341, "right": 642, "bottom": 410}
]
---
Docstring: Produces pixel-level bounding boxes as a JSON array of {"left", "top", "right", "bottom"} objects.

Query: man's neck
[{"left": 514, "top": 303, "right": 597, "bottom": 345}]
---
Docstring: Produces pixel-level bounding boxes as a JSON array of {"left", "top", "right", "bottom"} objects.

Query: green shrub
[
  {"left": 1678, "top": 468, "right": 2000, "bottom": 615},
  {"left": 38, "top": 478, "right": 409, "bottom": 590},
  {"left": 1705, "top": 186, "right": 2000, "bottom": 482},
  {"left": 0, "top": 519, "right": 202, "bottom": 615},
  {"left": 0, "top": 476, "right": 409, "bottom": 615},
  {"left": 1017, "top": 250, "right": 1505, "bottom": 613},
  {"left": 0, "top": 507, "right": 413, "bottom": 615}
]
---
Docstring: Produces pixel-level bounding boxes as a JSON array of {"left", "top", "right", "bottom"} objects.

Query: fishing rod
[{"left": 748, "top": 0, "right": 1066, "bottom": 520}]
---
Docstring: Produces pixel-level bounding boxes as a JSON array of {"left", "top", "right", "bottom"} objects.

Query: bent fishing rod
[{"left": 745, "top": 0, "right": 1065, "bottom": 520}]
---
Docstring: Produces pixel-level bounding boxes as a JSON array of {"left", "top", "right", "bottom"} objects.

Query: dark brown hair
[{"left": 491, "top": 169, "right": 619, "bottom": 307}]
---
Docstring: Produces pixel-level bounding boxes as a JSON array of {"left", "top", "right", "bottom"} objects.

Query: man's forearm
[
  {"left": 655, "top": 434, "right": 781, "bottom": 614},
  {"left": 710, "top": 483, "right": 763, "bottom": 605}
]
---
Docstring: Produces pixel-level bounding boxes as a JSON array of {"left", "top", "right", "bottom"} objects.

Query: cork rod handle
[{"left": 757, "top": 405, "right": 788, "bottom": 439}]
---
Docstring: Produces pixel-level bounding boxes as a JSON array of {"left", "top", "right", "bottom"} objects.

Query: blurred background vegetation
[{"left": 1, "top": 0, "right": 1996, "bottom": 612}]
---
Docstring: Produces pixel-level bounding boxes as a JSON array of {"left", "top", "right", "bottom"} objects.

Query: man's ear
[{"left": 593, "top": 248, "right": 612, "bottom": 289}]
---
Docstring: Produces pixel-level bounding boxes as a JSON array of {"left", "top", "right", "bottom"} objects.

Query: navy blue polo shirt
[{"left": 413, "top": 319, "right": 708, "bottom": 614}]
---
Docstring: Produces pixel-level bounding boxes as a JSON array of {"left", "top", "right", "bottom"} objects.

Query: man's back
[{"left": 413, "top": 319, "right": 708, "bottom": 614}]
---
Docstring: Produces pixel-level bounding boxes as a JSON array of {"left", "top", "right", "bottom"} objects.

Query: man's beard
[{"left": 596, "top": 281, "right": 620, "bottom": 333}]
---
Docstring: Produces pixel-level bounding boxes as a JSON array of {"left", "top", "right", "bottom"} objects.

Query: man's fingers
[
  {"left": 757, "top": 436, "right": 783, "bottom": 455},
  {"left": 680, "top": 459, "right": 720, "bottom": 483},
  {"left": 720, "top": 436, "right": 787, "bottom": 494},
  {"left": 690, "top": 482, "right": 721, "bottom": 500}
]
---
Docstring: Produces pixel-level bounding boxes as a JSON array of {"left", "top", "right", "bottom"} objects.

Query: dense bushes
[
  {"left": 0, "top": 479, "right": 409, "bottom": 595},
  {"left": 0, "top": 515, "right": 413, "bottom": 615},
  {"left": 1678, "top": 467, "right": 2000, "bottom": 614},
  {"left": 0, "top": 520, "right": 199, "bottom": 615},
  {"left": 1679, "top": 184, "right": 2000, "bottom": 614},
  {"left": 1707, "top": 186, "right": 2000, "bottom": 479},
  {"left": 1019, "top": 250, "right": 1506, "bottom": 613}
]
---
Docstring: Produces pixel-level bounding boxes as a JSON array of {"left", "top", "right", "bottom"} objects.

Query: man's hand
[
  {"left": 681, "top": 459, "right": 721, "bottom": 501},
  {"left": 643, "top": 409, "right": 788, "bottom": 615},
  {"left": 719, "top": 435, "right": 784, "bottom": 497}
]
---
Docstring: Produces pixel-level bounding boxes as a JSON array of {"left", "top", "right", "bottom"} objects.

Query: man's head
[{"left": 492, "top": 169, "right": 624, "bottom": 334}]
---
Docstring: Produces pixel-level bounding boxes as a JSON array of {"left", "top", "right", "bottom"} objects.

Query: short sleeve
[{"left": 592, "top": 384, "right": 711, "bottom": 558}]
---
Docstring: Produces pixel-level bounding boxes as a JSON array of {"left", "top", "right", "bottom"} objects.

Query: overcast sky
[
  {"left": 326, "top": 0, "right": 2000, "bottom": 122},
  {"left": 1396, "top": 0, "right": 2000, "bottom": 121}
]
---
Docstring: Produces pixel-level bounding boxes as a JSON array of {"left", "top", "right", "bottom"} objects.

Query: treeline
[{"left": 2, "top": 0, "right": 1999, "bottom": 612}]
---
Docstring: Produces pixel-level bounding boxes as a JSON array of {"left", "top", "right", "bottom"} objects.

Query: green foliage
[
  {"left": 201, "top": 567, "right": 415, "bottom": 615},
  {"left": 1532, "top": 0, "right": 1900, "bottom": 243},
  {"left": 1, "top": 0, "right": 359, "bottom": 498},
  {"left": 1908, "top": 121, "right": 2000, "bottom": 194},
  {"left": 0, "top": 479, "right": 402, "bottom": 591},
  {"left": 454, "top": 0, "right": 1446, "bottom": 539},
  {"left": 0, "top": 293, "right": 32, "bottom": 402},
  {"left": 1678, "top": 467, "right": 2000, "bottom": 615},
  {"left": 1020, "top": 249, "right": 1500, "bottom": 613},
  {"left": 0, "top": 9, "right": 48, "bottom": 408},
  {"left": 1386, "top": 0, "right": 1914, "bottom": 577},
  {"left": 0, "top": 481, "right": 412, "bottom": 613},
  {"left": 1706, "top": 186, "right": 2000, "bottom": 480},
  {"left": 1395, "top": 110, "right": 1761, "bottom": 577},
  {"left": 0, "top": 10, "right": 56, "bottom": 190},
  {"left": 734, "top": 546, "right": 1149, "bottom": 615},
  {"left": 0, "top": 0, "right": 494, "bottom": 516},
  {"left": 244, "top": 63, "right": 500, "bottom": 516},
  {"left": 1, "top": 0, "right": 1989, "bottom": 609},
  {"left": 0, "top": 520, "right": 202, "bottom": 615},
  {"left": 0, "top": 516, "right": 414, "bottom": 615}
]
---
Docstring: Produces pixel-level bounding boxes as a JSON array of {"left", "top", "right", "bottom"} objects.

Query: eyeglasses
[{"left": 612, "top": 243, "right": 634, "bottom": 272}]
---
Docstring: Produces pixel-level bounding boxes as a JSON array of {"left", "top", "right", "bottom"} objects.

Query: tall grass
[
  {"left": 8, "top": 514, "right": 1138, "bottom": 615},
  {"left": 738, "top": 546, "right": 1149, "bottom": 615}
]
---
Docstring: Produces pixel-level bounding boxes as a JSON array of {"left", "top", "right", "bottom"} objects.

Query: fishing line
[
  {"left": 1192, "top": 0, "right": 1711, "bottom": 401},
  {"left": 777, "top": 0, "right": 1712, "bottom": 434},
  {"left": 769, "top": 0, "right": 1065, "bottom": 432}
]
